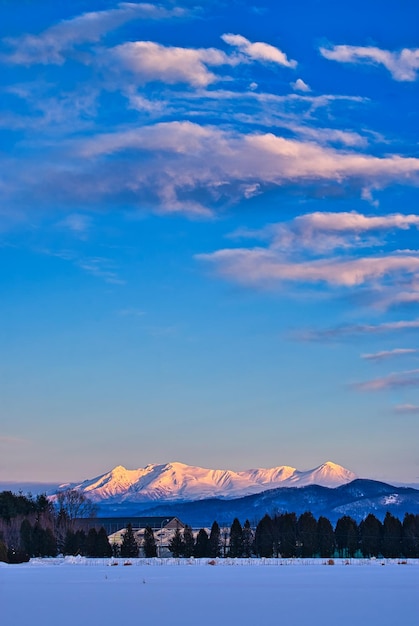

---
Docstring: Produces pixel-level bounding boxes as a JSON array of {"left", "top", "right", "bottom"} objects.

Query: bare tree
[{"left": 55, "top": 489, "right": 97, "bottom": 521}]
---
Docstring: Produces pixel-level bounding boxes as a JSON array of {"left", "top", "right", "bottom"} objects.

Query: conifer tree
[
  {"left": 64, "top": 530, "right": 78, "bottom": 556},
  {"left": 208, "top": 521, "right": 221, "bottom": 558},
  {"left": 381, "top": 512, "right": 402, "bottom": 558},
  {"left": 96, "top": 527, "right": 112, "bottom": 557},
  {"left": 143, "top": 525, "right": 157, "bottom": 557},
  {"left": 183, "top": 525, "right": 195, "bottom": 557},
  {"left": 254, "top": 514, "right": 274, "bottom": 557},
  {"left": 242, "top": 520, "right": 253, "bottom": 557},
  {"left": 229, "top": 518, "right": 243, "bottom": 557},
  {"left": 317, "top": 516, "right": 335, "bottom": 557},
  {"left": 86, "top": 528, "right": 98, "bottom": 557},
  {"left": 194, "top": 528, "right": 210, "bottom": 557},
  {"left": 20, "top": 519, "right": 33, "bottom": 556},
  {"left": 168, "top": 527, "right": 184, "bottom": 557},
  {"left": 0, "top": 539, "right": 7, "bottom": 563},
  {"left": 335, "top": 516, "right": 358, "bottom": 557},
  {"left": 276, "top": 513, "right": 297, "bottom": 557},
  {"left": 402, "top": 513, "right": 419, "bottom": 558},
  {"left": 121, "top": 523, "right": 139, "bottom": 558},
  {"left": 43, "top": 528, "right": 57, "bottom": 557},
  {"left": 297, "top": 512, "right": 318, "bottom": 557},
  {"left": 359, "top": 514, "right": 382, "bottom": 557}
]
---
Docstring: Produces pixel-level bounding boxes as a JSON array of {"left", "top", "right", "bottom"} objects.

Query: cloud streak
[
  {"left": 355, "top": 369, "right": 419, "bottom": 391},
  {"left": 296, "top": 320, "right": 419, "bottom": 342},
  {"left": 320, "top": 44, "right": 419, "bottom": 82},
  {"left": 394, "top": 404, "right": 419, "bottom": 414},
  {"left": 2, "top": 3, "right": 184, "bottom": 65},
  {"left": 362, "top": 348, "right": 418, "bottom": 361}
]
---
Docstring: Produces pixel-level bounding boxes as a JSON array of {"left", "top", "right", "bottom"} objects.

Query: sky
[{"left": 1, "top": 0, "right": 419, "bottom": 484}]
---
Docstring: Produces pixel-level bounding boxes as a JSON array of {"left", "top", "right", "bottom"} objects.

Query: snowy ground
[{"left": 1, "top": 557, "right": 418, "bottom": 626}]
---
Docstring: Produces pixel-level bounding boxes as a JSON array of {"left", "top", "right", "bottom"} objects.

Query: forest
[{"left": 1, "top": 490, "right": 418, "bottom": 562}]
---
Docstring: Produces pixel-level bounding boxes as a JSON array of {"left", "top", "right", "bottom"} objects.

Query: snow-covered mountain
[{"left": 58, "top": 461, "right": 357, "bottom": 504}]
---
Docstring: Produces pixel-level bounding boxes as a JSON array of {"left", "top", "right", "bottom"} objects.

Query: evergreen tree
[
  {"left": 183, "top": 525, "right": 195, "bottom": 557},
  {"left": 86, "top": 528, "right": 98, "bottom": 557},
  {"left": 242, "top": 520, "right": 254, "bottom": 557},
  {"left": 276, "top": 513, "right": 297, "bottom": 557},
  {"left": 143, "top": 525, "right": 157, "bottom": 557},
  {"left": 75, "top": 530, "right": 86, "bottom": 556},
  {"left": 229, "top": 518, "right": 243, "bottom": 557},
  {"left": 359, "top": 514, "right": 382, "bottom": 557},
  {"left": 64, "top": 530, "right": 78, "bottom": 556},
  {"left": 317, "top": 516, "right": 335, "bottom": 557},
  {"left": 121, "top": 523, "right": 139, "bottom": 558},
  {"left": 335, "top": 516, "right": 358, "bottom": 557},
  {"left": 32, "top": 522, "right": 46, "bottom": 557},
  {"left": 96, "top": 527, "right": 112, "bottom": 557},
  {"left": 20, "top": 519, "right": 33, "bottom": 556},
  {"left": 402, "top": 513, "right": 419, "bottom": 558},
  {"left": 208, "top": 521, "right": 221, "bottom": 558},
  {"left": 297, "top": 512, "right": 318, "bottom": 557},
  {"left": 0, "top": 539, "right": 7, "bottom": 563},
  {"left": 381, "top": 512, "right": 402, "bottom": 558},
  {"left": 194, "top": 528, "right": 210, "bottom": 558},
  {"left": 168, "top": 527, "right": 184, "bottom": 557},
  {"left": 254, "top": 514, "right": 274, "bottom": 557},
  {"left": 43, "top": 528, "right": 57, "bottom": 557}
]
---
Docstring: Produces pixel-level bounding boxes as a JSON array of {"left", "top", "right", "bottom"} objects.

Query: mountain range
[{"left": 59, "top": 460, "right": 357, "bottom": 505}]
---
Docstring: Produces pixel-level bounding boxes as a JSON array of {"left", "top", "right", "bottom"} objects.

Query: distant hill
[{"left": 98, "top": 479, "right": 419, "bottom": 526}]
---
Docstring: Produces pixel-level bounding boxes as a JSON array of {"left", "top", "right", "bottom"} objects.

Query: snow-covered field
[{"left": 1, "top": 557, "right": 418, "bottom": 626}]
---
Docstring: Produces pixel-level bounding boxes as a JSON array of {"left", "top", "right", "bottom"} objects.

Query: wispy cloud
[
  {"left": 355, "top": 369, "right": 419, "bottom": 391},
  {"left": 198, "top": 249, "right": 419, "bottom": 288},
  {"left": 362, "top": 348, "right": 418, "bottom": 361},
  {"left": 0, "top": 435, "right": 30, "bottom": 446},
  {"left": 394, "top": 404, "right": 419, "bottom": 414},
  {"left": 296, "top": 320, "right": 419, "bottom": 342},
  {"left": 2, "top": 3, "right": 185, "bottom": 65},
  {"left": 320, "top": 44, "right": 419, "bottom": 82},
  {"left": 234, "top": 211, "right": 419, "bottom": 253}
]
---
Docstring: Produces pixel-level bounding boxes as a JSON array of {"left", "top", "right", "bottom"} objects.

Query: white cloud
[
  {"left": 222, "top": 33, "right": 297, "bottom": 68},
  {"left": 361, "top": 348, "right": 418, "bottom": 361},
  {"left": 111, "top": 41, "right": 233, "bottom": 87},
  {"left": 320, "top": 44, "right": 419, "bottom": 82},
  {"left": 2, "top": 3, "right": 184, "bottom": 65},
  {"left": 291, "top": 78, "right": 311, "bottom": 92}
]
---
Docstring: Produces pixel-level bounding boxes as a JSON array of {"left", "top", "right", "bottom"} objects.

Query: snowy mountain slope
[
  {"left": 58, "top": 460, "right": 357, "bottom": 504},
  {"left": 135, "top": 480, "right": 419, "bottom": 526}
]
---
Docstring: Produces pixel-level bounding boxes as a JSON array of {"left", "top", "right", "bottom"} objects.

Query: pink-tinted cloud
[
  {"left": 221, "top": 33, "right": 297, "bottom": 68},
  {"left": 3, "top": 3, "right": 184, "bottom": 65},
  {"left": 297, "top": 320, "right": 419, "bottom": 342},
  {"left": 320, "top": 44, "right": 419, "bottom": 81},
  {"left": 355, "top": 369, "right": 419, "bottom": 391},
  {"left": 362, "top": 348, "right": 418, "bottom": 361}
]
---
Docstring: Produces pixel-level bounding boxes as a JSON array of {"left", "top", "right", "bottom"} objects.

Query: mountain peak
[{"left": 63, "top": 460, "right": 357, "bottom": 504}]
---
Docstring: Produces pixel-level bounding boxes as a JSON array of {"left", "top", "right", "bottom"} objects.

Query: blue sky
[{"left": 1, "top": 0, "right": 419, "bottom": 483}]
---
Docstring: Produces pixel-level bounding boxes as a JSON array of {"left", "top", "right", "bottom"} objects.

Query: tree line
[{"left": 1, "top": 490, "right": 419, "bottom": 561}]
